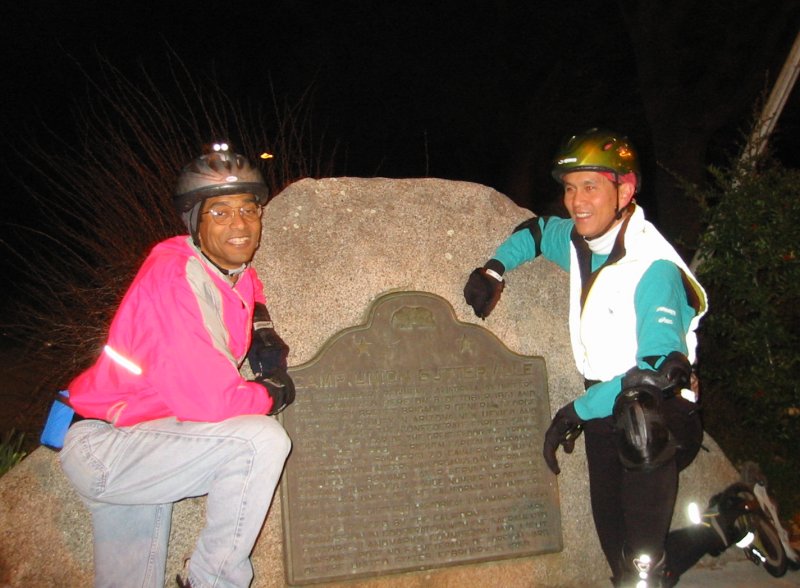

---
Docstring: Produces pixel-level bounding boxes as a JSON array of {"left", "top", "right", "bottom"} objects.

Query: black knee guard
[{"left": 613, "top": 371, "right": 676, "bottom": 470}]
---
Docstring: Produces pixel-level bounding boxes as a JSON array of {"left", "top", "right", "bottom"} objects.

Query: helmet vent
[{"left": 174, "top": 150, "right": 270, "bottom": 216}]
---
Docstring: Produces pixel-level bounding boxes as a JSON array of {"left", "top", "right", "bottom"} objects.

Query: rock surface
[{"left": 0, "top": 177, "right": 740, "bottom": 587}]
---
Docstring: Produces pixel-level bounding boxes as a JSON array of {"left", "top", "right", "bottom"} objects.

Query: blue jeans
[{"left": 60, "top": 415, "right": 291, "bottom": 588}]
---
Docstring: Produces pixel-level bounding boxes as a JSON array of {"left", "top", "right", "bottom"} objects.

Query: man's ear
[{"left": 618, "top": 181, "right": 636, "bottom": 208}]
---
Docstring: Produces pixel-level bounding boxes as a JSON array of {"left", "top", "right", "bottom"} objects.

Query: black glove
[
  {"left": 656, "top": 351, "right": 692, "bottom": 392},
  {"left": 621, "top": 366, "right": 670, "bottom": 391},
  {"left": 257, "top": 368, "right": 296, "bottom": 415},
  {"left": 248, "top": 303, "right": 289, "bottom": 376},
  {"left": 542, "top": 402, "right": 584, "bottom": 475},
  {"left": 463, "top": 260, "right": 505, "bottom": 319}
]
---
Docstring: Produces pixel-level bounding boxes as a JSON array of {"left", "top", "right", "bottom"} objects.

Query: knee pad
[{"left": 613, "top": 384, "right": 676, "bottom": 470}]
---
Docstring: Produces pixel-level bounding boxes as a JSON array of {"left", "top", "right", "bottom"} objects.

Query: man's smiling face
[
  {"left": 562, "top": 170, "right": 633, "bottom": 239},
  {"left": 197, "top": 193, "right": 262, "bottom": 270}
]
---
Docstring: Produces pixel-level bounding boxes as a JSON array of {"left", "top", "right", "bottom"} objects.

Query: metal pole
[{"left": 743, "top": 29, "right": 800, "bottom": 163}]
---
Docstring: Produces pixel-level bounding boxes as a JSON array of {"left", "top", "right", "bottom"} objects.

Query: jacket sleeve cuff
[{"left": 485, "top": 259, "right": 506, "bottom": 276}]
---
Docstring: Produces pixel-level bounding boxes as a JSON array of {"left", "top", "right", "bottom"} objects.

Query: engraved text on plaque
[{"left": 281, "top": 291, "right": 560, "bottom": 584}]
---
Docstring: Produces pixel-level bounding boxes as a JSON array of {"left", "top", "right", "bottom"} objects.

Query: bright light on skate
[
  {"left": 736, "top": 531, "right": 755, "bottom": 548},
  {"left": 634, "top": 553, "right": 651, "bottom": 586},
  {"left": 751, "top": 547, "right": 767, "bottom": 563},
  {"left": 687, "top": 502, "right": 702, "bottom": 524}
]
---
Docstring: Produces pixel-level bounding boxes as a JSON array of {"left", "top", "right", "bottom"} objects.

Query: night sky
[
  {"left": 2, "top": 1, "right": 800, "bottom": 274},
  {"left": 1, "top": 2, "right": 632, "bottom": 188},
  {"left": 4, "top": 2, "right": 796, "bottom": 180}
]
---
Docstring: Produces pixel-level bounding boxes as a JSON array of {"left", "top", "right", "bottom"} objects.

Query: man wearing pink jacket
[{"left": 60, "top": 146, "right": 294, "bottom": 588}]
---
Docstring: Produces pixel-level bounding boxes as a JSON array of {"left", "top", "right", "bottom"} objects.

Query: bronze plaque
[{"left": 281, "top": 291, "right": 561, "bottom": 585}]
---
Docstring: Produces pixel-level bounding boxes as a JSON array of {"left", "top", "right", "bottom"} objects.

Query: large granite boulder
[{"left": 0, "top": 178, "right": 739, "bottom": 587}]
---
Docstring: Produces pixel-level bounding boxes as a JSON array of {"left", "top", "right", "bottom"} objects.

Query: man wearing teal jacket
[{"left": 464, "top": 129, "right": 753, "bottom": 587}]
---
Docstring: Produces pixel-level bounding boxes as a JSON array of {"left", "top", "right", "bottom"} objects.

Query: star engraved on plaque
[{"left": 280, "top": 291, "right": 561, "bottom": 585}]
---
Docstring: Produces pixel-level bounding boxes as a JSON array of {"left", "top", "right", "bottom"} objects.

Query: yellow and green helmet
[{"left": 551, "top": 128, "right": 640, "bottom": 193}]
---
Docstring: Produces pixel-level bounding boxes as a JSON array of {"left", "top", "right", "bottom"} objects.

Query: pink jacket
[{"left": 68, "top": 236, "right": 272, "bottom": 425}]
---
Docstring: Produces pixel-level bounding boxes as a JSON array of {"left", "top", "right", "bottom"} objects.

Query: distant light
[
  {"left": 260, "top": 152, "right": 274, "bottom": 159},
  {"left": 213, "top": 142, "right": 229, "bottom": 152}
]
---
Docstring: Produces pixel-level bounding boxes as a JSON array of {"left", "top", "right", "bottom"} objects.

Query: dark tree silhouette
[{"left": 618, "top": 0, "right": 800, "bottom": 257}]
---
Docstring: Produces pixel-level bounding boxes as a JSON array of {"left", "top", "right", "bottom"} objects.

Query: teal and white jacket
[{"left": 491, "top": 205, "right": 707, "bottom": 420}]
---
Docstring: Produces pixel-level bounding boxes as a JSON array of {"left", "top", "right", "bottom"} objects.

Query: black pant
[{"left": 584, "top": 396, "right": 703, "bottom": 580}]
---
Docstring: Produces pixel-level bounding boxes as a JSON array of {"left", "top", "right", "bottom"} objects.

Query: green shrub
[
  {"left": 0, "top": 430, "right": 26, "bottom": 477},
  {"left": 693, "top": 152, "right": 800, "bottom": 517}
]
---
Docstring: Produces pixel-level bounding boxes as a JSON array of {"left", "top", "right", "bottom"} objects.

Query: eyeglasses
[{"left": 201, "top": 204, "right": 263, "bottom": 225}]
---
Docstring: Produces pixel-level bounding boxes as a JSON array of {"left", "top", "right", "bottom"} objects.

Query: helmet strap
[
  {"left": 186, "top": 233, "right": 248, "bottom": 280},
  {"left": 613, "top": 179, "right": 636, "bottom": 220},
  {"left": 181, "top": 202, "right": 203, "bottom": 246},
  {"left": 586, "top": 182, "right": 633, "bottom": 241},
  {"left": 201, "top": 251, "right": 248, "bottom": 278}
]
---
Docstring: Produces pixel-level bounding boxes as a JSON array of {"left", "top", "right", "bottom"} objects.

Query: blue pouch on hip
[{"left": 40, "top": 390, "right": 75, "bottom": 450}]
